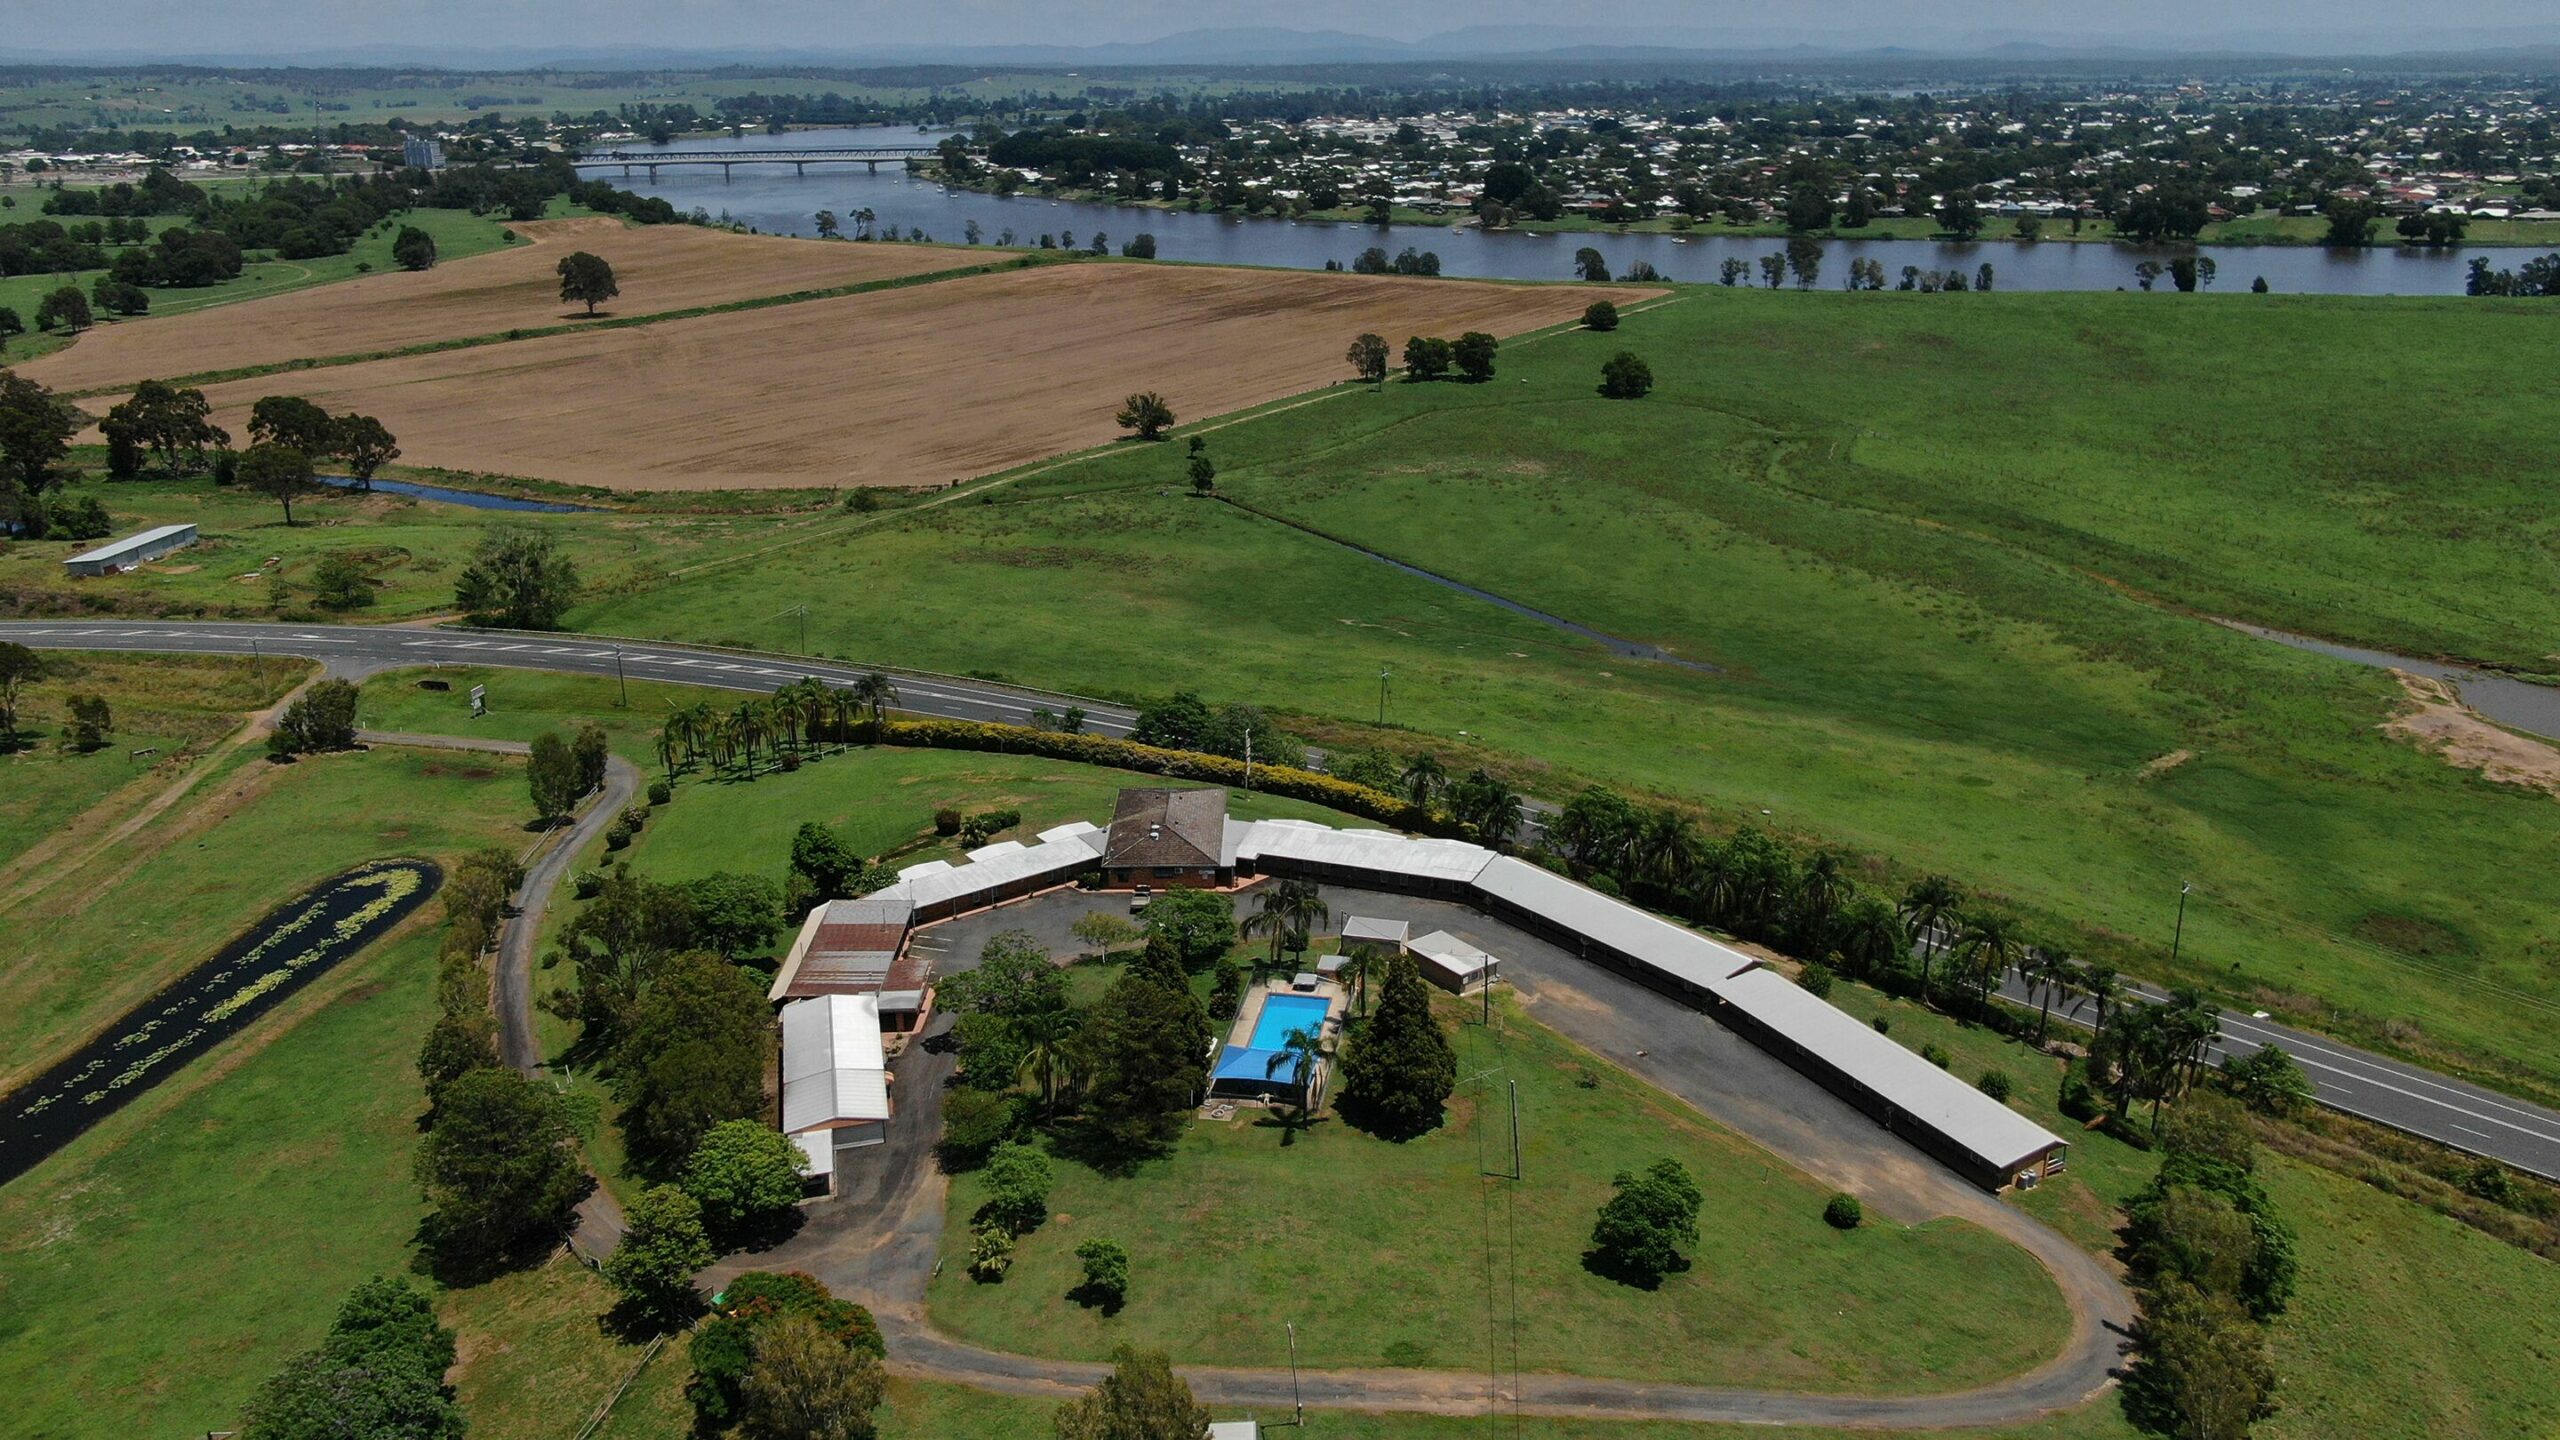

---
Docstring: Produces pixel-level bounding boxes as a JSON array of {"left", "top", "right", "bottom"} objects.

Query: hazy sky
[{"left": 19, "top": 0, "right": 2557, "bottom": 57}]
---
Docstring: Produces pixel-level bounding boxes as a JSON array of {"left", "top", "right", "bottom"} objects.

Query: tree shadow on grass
[
  {"left": 599, "top": 1292, "right": 700, "bottom": 1344},
  {"left": 1579, "top": 1245, "right": 1684, "bottom": 1292}
]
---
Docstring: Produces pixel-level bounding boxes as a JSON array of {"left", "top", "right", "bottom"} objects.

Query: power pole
[
  {"left": 1376, "top": 666, "right": 1392, "bottom": 726},
  {"left": 2170, "top": 881, "right": 2192, "bottom": 963},
  {"left": 1243, "top": 729, "right": 1253, "bottom": 791},
  {"left": 1508, "top": 1079, "right": 1522, "bottom": 1181},
  {"left": 1286, "top": 1321, "right": 1302, "bottom": 1427},
  {"left": 613, "top": 645, "right": 628, "bottom": 709}
]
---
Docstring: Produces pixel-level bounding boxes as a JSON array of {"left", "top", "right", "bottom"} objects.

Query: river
[{"left": 584, "top": 125, "right": 2514, "bottom": 297}]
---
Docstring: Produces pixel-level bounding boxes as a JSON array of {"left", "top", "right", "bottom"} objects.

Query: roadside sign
[{"left": 469, "top": 685, "right": 487, "bottom": 717}]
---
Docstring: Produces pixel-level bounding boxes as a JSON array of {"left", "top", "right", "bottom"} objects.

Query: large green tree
[
  {"left": 739, "top": 1312, "right": 888, "bottom": 1440},
  {"left": 615, "top": 950, "right": 774, "bottom": 1177},
  {"left": 238, "top": 442, "right": 319, "bottom": 525},
  {"left": 0, "top": 641, "right": 40, "bottom": 749},
  {"left": 686, "top": 1271, "right": 884, "bottom": 1434},
  {"left": 1141, "top": 887, "right": 1237, "bottom": 971},
  {"left": 455, "top": 526, "right": 581, "bottom": 629},
  {"left": 1074, "top": 943, "right": 1210, "bottom": 1162},
  {"left": 413, "top": 1066, "right": 591, "bottom": 1278},
  {"left": 1052, "top": 1346, "right": 1210, "bottom": 1440},
  {"left": 1336, "top": 952, "right": 1456, "bottom": 1140},
  {"left": 1587, "top": 1157, "right": 1703, "bottom": 1288},
  {"left": 684, "top": 1118, "right": 809, "bottom": 1239},
  {"left": 248, "top": 394, "right": 337, "bottom": 455},
  {"left": 102, "top": 379, "right": 226, "bottom": 475},
  {"left": 557, "top": 250, "right": 620, "bottom": 314},
  {"left": 0, "top": 370, "right": 81, "bottom": 534},
  {"left": 603, "top": 1184, "right": 715, "bottom": 1324}
]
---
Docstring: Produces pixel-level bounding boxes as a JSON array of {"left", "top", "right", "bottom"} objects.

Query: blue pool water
[{"left": 1249, "top": 993, "right": 1332, "bottom": 1049}]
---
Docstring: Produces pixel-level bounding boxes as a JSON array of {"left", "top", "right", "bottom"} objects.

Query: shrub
[
  {"left": 1598, "top": 351, "right": 1654, "bottom": 399},
  {"left": 1978, "top": 1069, "right": 2014, "bottom": 1101},
  {"left": 1919, "top": 1042, "right": 1951, "bottom": 1069},
  {"left": 1073, "top": 1237, "right": 1130, "bottom": 1312},
  {"left": 979, "top": 1142, "right": 1053, "bottom": 1234},
  {"left": 779, "top": 751, "right": 801, "bottom": 772},
  {"left": 2058, "top": 1059, "right": 2101, "bottom": 1121},
  {"left": 1582, "top": 299, "right": 1620, "bottom": 331},
  {"left": 968, "top": 1222, "right": 1014, "bottom": 1281},
  {"left": 938, "top": 1089, "right": 1019, "bottom": 1169},
  {"left": 1587, "top": 1158, "right": 1702, "bottom": 1288},
  {"left": 1871, "top": 1016, "right": 1889, "bottom": 1035},
  {"left": 1824, "top": 1194, "right": 1863, "bottom": 1230},
  {"left": 1798, "top": 962, "right": 1834, "bottom": 999},
  {"left": 573, "top": 870, "right": 605, "bottom": 900},
  {"left": 647, "top": 778, "right": 673, "bottom": 806},
  {"left": 933, "top": 806, "right": 963, "bottom": 836}
]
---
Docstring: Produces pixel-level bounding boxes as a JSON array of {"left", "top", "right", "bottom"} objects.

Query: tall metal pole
[
  {"left": 1243, "top": 730, "right": 1253, "bottom": 791},
  {"left": 1286, "top": 1321, "right": 1302, "bottom": 1426},
  {"left": 614, "top": 645, "right": 628, "bottom": 709},
  {"left": 2171, "top": 881, "right": 2192, "bottom": 963},
  {"left": 1508, "top": 1079, "right": 1522, "bottom": 1181},
  {"left": 1377, "top": 666, "right": 1391, "bottom": 726}
]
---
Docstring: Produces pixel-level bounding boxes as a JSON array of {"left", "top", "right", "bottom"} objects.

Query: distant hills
[{"left": 9, "top": 22, "right": 2560, "bottom": 70}]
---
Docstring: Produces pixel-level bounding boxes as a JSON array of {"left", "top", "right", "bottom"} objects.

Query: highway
[
  {"left": 8, "top": 618, "right": 2556, "bottom": 1180},
  {"left": 0, "top": 620, "right": 1138, "bottom": 736},
  {"left": 1991, "top": 967, "right": 2560, "bottom": 1182}
]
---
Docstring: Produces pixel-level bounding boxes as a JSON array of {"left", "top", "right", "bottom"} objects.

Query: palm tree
[
  {"left": 1014, "top": 1009, "right": 1080, "bottom": 1116},
  {"left": 1792, "top": 851, "right": 1853, "bottom": 952},
  {"left": 1243, "top": 879, "right": 1330, "bottom": 972},
  {"left": 2077, "top": 963, "right": 2125, "bottom": 1037},
  {"left": 1336, "top": 947, "right": 1379, "bottom": 1016},
  {"left": 1898, "top": 874, "right": 1964, "bottom": 990},
  {"left": 1263, "top": 1026, "right": 1324, "bottom": 1141},
  {"left": 1950, "top": 910, "right": 2019, "bottom": 1010},
  {"left": 2025, "top": 945, "right": 2071, "bottom": 1044},
  {"left": 1400, "top": 752, "right": 1446, "bottom": 808},
  {"left": 1450, "top": 770, "right": 1523, "bottom": 849},
  {"left": 849, "top": 671, "right": 899, "bottom": 733},
  {"left": 1634, "top": 807, "right": 1704, "bottom": 891},
  {"left": 1834, "top": 895, "right": 1908, "bottom": 980}
]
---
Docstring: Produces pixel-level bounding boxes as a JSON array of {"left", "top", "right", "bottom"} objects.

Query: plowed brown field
[
  {"left": 26, "top": 217, "right": 978, "bottom": 392},
  {"left": 171, "top": 263, "right": 1643, "bottom": 491}
]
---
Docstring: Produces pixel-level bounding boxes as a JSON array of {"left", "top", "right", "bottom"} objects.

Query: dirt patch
[
  {"left": 167, "top": 264, "right": 1641, "bottom": 492},
  {"left": 419, "top": 762, "right": 500, "bottom": 780},
  {"left": 2137, "top": 749, "right": 2195, "bottom": 779},
  {"left": 2351, "top": 912, "right": 2471, "bottom": 960},
  {"left": 27, "top": 218, "right": 978, "bottom": 393},
  {"left": 2382, "top": 668, "right": 2560, "bottom": 796}
]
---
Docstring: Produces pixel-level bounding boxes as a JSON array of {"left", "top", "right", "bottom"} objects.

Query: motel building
[{"left": 765, "top": 785, "right": 2066, "bottom": 1199}]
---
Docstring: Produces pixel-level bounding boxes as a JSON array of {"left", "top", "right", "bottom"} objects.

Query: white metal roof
[
  {"left": 1341, "top": 916, "right": 1411, "bottom": 944},
  {"left": 1231, "top": 819, "right": 1495, "bottom": 886},
  {"left": 1706, "top": 967, "right": 2062, "bottom": 1172},
  {"left": 780, "top": 994, "right": 889, "bottom": 1133},
  {"left": 899, "top": 823, "right": 1105, "bottom": 912},
  {"left": 64, "top": 523, "right": 195, "bottom": 566},
  {"left": 1409, "top": 929, "right": 1494, "bottom": 980},
  {"left": 791, "top": 1128, "right": 835, "bottom": 1180},
  {"left": 1472, "top": 856, "right": 1759, "bottom": 991}
]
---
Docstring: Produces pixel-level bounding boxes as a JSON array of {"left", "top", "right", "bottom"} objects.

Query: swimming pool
[{"left": 1248, "top": 993, "right": 1332, "bottom": 1049}]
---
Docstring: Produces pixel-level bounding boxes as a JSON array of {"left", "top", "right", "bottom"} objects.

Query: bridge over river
[{"left": 572, "top": 145, "right": 935, "bottom": 178}]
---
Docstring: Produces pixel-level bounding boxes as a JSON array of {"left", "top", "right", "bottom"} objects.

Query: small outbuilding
[
  {"left": 1409, "top": 929, "right": 1498, "bottom": 993},
  {"left": 1339, "top": 915, "right": 1410, "bottom": 954},
  {"left": 63, "top": 522, "right": 197, "bottom": 576},
  {"left": 780, "top": 994, "right": 892, "bottom": 1192}
]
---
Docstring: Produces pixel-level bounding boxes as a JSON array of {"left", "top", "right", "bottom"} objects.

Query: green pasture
[{"left": 575, "top": 286, "right": 2560, "bottom": 1100}]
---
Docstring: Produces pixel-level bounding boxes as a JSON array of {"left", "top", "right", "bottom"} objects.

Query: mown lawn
[
  {"left": 928, "top": 993, "right": 2072, "bottom": 1393},
  {"left": 0, "top": 651, "right": 291, "bottom": 869},
  {"left": 575, "top": 287, "right": 2560, "bottom": 1102},
  {"left": 0, "top": 476, "right": 806, "bottom": 622}
]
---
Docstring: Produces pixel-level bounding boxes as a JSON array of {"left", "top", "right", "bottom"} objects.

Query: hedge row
[{"left": 876, "top": 718, "right": 1455, "bottom": 835}]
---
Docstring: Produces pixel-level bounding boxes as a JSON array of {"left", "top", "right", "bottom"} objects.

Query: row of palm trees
[
  {"left": 653, "top": 672, "right": 899, "bottom": 778},
  {"left": 1393, "top": 753, "right": 1526, "bottom": 848}
]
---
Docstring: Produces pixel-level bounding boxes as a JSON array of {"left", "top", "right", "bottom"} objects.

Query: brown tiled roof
[{"left": 1102, "top": 787, "right": 1227, "bottom": 869}]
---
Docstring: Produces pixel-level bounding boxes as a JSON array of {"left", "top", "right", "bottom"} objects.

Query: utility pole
[
  {"left": 613, "top": 645, "right": 628, "bottom": 709},
  {"left": 1285, "top": 1321, "right": 1302, "bottom": 1427},
  {"left": 1243, "top": 729, "right": 1253, "bottom": 791},
  {"left": 1508, "top": 1079, "right": 1522, "bottom": 1181},
  {"left": 2171, "top": 881, "right": 2192, "bottom": 963},
  {"left": 1376, "top": 666, "right": 1391, "bottom": 726}
]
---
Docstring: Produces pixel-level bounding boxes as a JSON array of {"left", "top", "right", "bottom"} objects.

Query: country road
[{"left": 9, "top": 617, "right": 2557, "bottom": 1182}]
